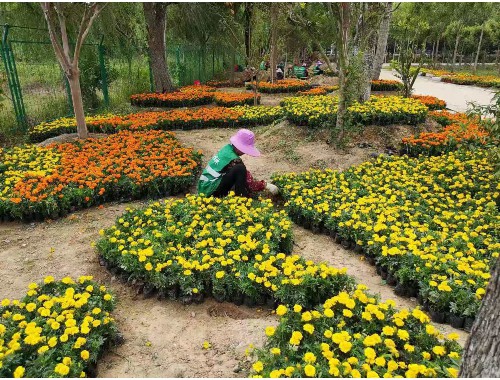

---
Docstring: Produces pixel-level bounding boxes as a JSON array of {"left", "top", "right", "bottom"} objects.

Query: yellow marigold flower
[
  {"left": 81, "top": 350, "right": 90, "bottom": 360},
  {"left": 432, "top": 345, "right": 446, "bottom": 356},
  {"left": 54, "top": 363, "right": 70, "bottom": 376},
  {"left": 301, "top": 311, "right": 312, "bottom": 321},
  {"left": 339, "top": 341, "right": 352, "bottom": 353},
  {"left": 216, "top": 271, "right": 225, "bottom": 279},
  {"left": 265, "top": 326, "right": 276, "bottom": 336},
  {"left": 304, "top": 364, "right": 316, "bottom": 377},
  {"left": 276, "top": 305, "right": 287, "bottom": 316},
  {"left": 252, "top": 361, "right": 264, "bottom": 373},
  {"left": 270, "top": 347, "right": 281, "bottom": 355},
  {"left": 293, "top": 304, "right": 302, "bottom": 313},
  {"left": 13, "top": 366, "right": 25, "bottom": 378},
  {"left": 303, "top": 323, "right": 314, "bottom": 334},
  {"left": 447, "top": 367, "right": 458, "bottom": 378}
]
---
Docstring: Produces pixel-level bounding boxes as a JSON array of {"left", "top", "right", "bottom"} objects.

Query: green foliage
[{"left": 392, "top": 40, "right": 425, "bottom": 97}]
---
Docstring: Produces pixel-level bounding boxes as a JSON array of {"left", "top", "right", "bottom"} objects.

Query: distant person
[
  {"left": 313, "top": 60, "right": 324, "bottom": 75},
  {"left": 276, "top": 66, "right": 284, "bottom": 80}
]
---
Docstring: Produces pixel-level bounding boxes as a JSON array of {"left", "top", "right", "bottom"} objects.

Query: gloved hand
[{"left": 265, "top": 182, "right": 279, "bottom": 195}]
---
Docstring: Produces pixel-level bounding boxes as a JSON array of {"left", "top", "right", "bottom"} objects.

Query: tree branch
[
  {"left": 40, "top": 2, "right": 71, "bottom": 70},
  {"left": 74, "top": 3, "right": 106, "bottom": 64},
  {"left": 53, "top": 3, "right": 71, "bottom": 62}
]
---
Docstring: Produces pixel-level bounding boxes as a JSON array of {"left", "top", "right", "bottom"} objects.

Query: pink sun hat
[{"left": 230, "top": 129, "right": 261, "bottom": 157}]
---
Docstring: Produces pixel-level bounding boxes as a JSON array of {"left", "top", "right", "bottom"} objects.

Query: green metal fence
[{"left": 0, "top": 23, "right": 239, "bottom": 134}]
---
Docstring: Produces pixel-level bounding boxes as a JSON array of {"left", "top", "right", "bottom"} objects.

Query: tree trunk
[
  {"left": 230, "top": 50, "right": 235, "bottom": 86},
  {"left": 473, "top": 23, "right": 485, "bottom": 74},
  {"left": 67, "top": 70, "right": 88, "bottom": 139},
  {"left": 451, "top": 30, "right": 461, "bottom": 72},
  {"left": 434, "top": 36, "right": 440, "bottom": 67},
  {"left": 269, "top": 4, "right": 278, "bottom": 83},
  {"left": 372, "top": 2, "right": 392, "bottom": 80},
  {"left": 459, "top": 260, "right": 500, "bottom": 377},
  {"left": 360, "top": 37, "right": 377, "bottom": 101},
  {"left": 243, "top": 3, "right": 253, "bottom": 66},
  {"left": 143, "top": 2, "right": 175, "bottom": 92},
  {"left": 496, "top": 46, "right": 500, "bottom": 75}
]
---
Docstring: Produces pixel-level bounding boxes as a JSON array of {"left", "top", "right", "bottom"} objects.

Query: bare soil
[{"left": 1, "top": 115, "right": 468, "bottom": 377}]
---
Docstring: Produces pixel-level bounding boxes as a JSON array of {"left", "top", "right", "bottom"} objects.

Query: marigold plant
[
  {"left": 130, "top": 86, "right": 215, "bottom": 107},
  {"left": 402, "top": 111, "right": 489, "bottom": 156},
  {"left": 252, "top": 293, "right": 462, "bottom": 378},
  {"left": 213, "top": 92, "right": 260, "bottom": 106},
  {"left": 272, "top": 149, "right": 499, "bottom": 325},
  {"left": 410, "top": 95, "right": 447, "bottom": 111},
  {"left": 0, "top": 276, "right": 117, "bottom": 378},
  {"left": 96, "top": 195, "right": 357, "bottom": 308},
  {"left": 29, "top": 107, "right": 284, "bottom": 143},
  {"left": 371, "top": 79, "right": 403, "bottom": 91},
  {"left": 281, "top": 95, "right": 428, "bottom": 128},
  {"left": 1, "top": 131, "right": 201, "bottom": 221},
  {"left": 246, "top": 79, "right": 311, "bottom": 94}
]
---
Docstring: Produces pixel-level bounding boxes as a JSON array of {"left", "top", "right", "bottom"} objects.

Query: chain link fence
[{"left": 1, "top": 24, "right": 238, "bottom": 141}]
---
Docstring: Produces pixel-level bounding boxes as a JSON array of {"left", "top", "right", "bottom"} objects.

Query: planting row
[
  {"left": 252, "top": 293, "right": 462, "bottom": 378},
  {"left": 402, "top": 110, "right": 490, "bottom": 156},
  {"left": 96, "top": 195, "right": 357, "bottom": 309},
  {"left": 421, "top": 69, "right": 500, "bottom": 88},
  {"left": 272, "top": 148, "right": 499, "bottom": 328},
  {"left": 28, "top": 106, "right": 283, "bottom": 143},
  {"left": 0, "top": 276, "right": 117, "bottom": 378},
  {"left": 130, "top": 85, "right": 259, "bottom": 108},
  {"left": 0, "top": 131, "right": 201, "bottom": 221},
  {"left": 281, "top": 95, "right": 429, "bottom": 128}
]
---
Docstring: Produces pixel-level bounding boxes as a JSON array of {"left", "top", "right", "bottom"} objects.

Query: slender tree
[
  {"left": 143, "top": 2, "right": 175, "bottom": 93},
  {"left": 372, "top": 2, "right": 392, "bottom": 80},
  {"left": 41, "top": 2, "right": 105, "bottom": 139}
]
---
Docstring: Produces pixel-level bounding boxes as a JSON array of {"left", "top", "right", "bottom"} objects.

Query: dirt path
[
  {"left": 379, "top": 68, "right": 495, "bottom": 113},
  {"left": 1, "top": 124, "right": 468, "bottom": 377}
]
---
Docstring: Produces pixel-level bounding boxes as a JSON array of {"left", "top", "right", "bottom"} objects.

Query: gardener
[{"left": 197, "top": 129, "right": 279, "bottom": 198}]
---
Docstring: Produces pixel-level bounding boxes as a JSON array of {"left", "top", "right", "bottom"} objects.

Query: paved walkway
[{"left": 379, "top": 69, "right": 496, "bottom": 113}]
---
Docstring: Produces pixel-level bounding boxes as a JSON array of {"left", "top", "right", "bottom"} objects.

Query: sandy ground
[
  {"left": 1, "top": 101, "right": 469, "bottom": 377},
  {"left": 379, "top": 68, "right": 496, "bottom": 113}
]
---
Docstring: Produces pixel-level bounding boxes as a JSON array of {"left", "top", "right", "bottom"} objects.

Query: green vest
[{"left": 197, "top": 144, "right": 240, "bottom": 196}]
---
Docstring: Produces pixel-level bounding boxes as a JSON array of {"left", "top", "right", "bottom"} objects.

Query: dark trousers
[{"left": 213, "top": 163, "right": 249, "bottom": 197}]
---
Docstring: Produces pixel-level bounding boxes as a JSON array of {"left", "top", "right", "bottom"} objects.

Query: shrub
[{"left": 246, "top": 79, "right": 311, "bottom": 94}]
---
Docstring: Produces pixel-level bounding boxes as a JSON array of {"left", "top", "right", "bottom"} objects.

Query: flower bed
[
  {"left": 371, "top": 79, "right": 403, "bottom": 91},
  {"left": 1, "top": 131, "right": 201, "bottom": 221},
  {"left": 96, "top": 195, "right": 358, "bottom": 309},
  {"left": 402, "top": 111, "right": 489, "bottom": 156},
  {"left": 246, "top": 79, "right": 311, "bottom": 94},
  {"left": 297, "top": 86, "right": 339, "bottom": 96},
  {"left": 0, "top": 276, "right": 117, "bottom": 378},
  {"left": 130, "top": 86, "right": 215, "bottom": 107},
  {"left": 252, "top": 293, "right": 462, "bottom": 378},
  {"left": 205, "top": 80, "right": 245, "bottom": 88},
  {"left": 281, "top": 95, "right": 428, "bottom": 128},
  {"left": 29, "top": 106, "right": 284, "bottom": 143},
  {"left": 213, "top": 92, "right": 260, "bottom": 106},
  {"left": 411, "top": 95, "right": 446, "bottom": 110},
  {"left": 272, "top": 149, "right": 499, "bottom": 328},
  {"left": 421, "top": 69, "right": 500, "bottom": 88}
]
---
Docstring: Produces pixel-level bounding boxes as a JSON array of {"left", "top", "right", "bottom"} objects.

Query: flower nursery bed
[
  {"left": 130, "top": 85, "right": 216, "bottom": 107},
  {"left": 281, "top": 95, "right": 428, "bottom": 128},
  {"left": 421, "top": 69, "right": 500, "bottom": 88},
  {"left": 251, "top": 292, "right": 462, "bottom": 378},
  {"left": 96, "top": 195, "right": 358, "bottom": 309},
  {"left": 214, "top": 92, "right": 260, "bottom": 106},
  {"left": 0, "top": 130, "right": 201, "bottom": 221},
  {"left": 410, "top": 95, "right": 447, "bottom": 110},
  {"left": 297, "top": 86, "right": 339, "bottom": 96},
  {"left": 246, "top": 79, "right": 312, "bottom": 93},
  {"left": 28, "top": 106, "right": 284, "bottom": 143},
  {"left": 371, "top": 79, "right": 403, "bottom": 91},
  {"left": 272, "top": 148, "right": 499, "bottom": 330},
  {"left": 402, "top": 110, "right": 489, "bottom": 156},
  {"left": 0, "top": 276, "right": 118, "bottom": 378}
]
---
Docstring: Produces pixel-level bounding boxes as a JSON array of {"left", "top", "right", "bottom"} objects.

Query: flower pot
[
  {"left": 329, "top": 229, "right": 337, "bottom": 239},
  {"left": 386, "top": 273, "right": 397, "bottom": 286},
  {"left": 341, "top": 239, "right": 351, "bottom": 249},
  {"left": 429, "top": 308, "right": 446, "bottom": 324},
  {"left": 180, "top": 295, "right": 194, "bottom": 305},
  {"left": 193, "top": 293, "right": 205, "bottom": 304},
  {"left": 244, "top": 296, "right": 256, "bottom": 307},
  {"left": 167, "top": 286, "right": 179, "bottom": 300},
  {"left": 464, "top": 317, "right": 475, "bottom": 332},
  {"left": 375, "top": 265, "right": 382, "bottom": 275},
  {"left": 213, "top": 291, "right": 226, "bottom": 303},
  {"left": 449, "top": 314, "right": 465, "bottom": 329},
  {"left": 366, "top": 256, "right": 376, "bottom": 266},
  {"left": 311, "top": 223, "right": 321, "bottom": 234},
  {"left": 380, "top": 267, "right": 388, "bottom": 280},
  {"left": 354, "top": 244, "right": 363, "bottom": 254},
  {"left": 407, "top": 283, "right": 419, "bottom": 298},
  {"left": 334, "top": 234, "right": 342, "bottom": 244},
  {"left": 394, "top": 283, "right": 408, "bottom": 297}
]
